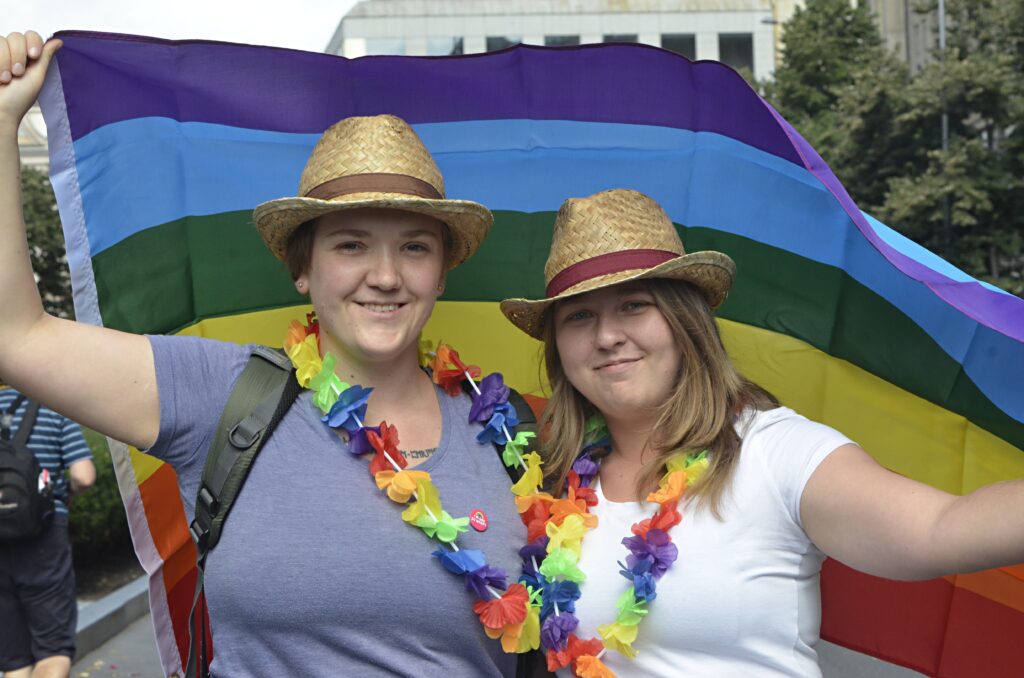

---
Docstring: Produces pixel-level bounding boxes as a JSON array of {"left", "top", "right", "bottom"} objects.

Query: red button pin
[{"left": 469, "top": 509, "right": 489, "bottom": 532}]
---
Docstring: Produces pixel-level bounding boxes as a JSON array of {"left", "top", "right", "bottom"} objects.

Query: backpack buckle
[
  {"left": 228, "top": 419, "right": 261, "bottom": 449},
  {"left": 188, "top": 519, "right": 209, "bottom": 549},
  {"left": 196, "top": 485, "right": 219, "bottom": 517}
]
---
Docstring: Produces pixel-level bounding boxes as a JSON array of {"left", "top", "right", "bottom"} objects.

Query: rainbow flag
[{"left": 40, "top": 32, "right": 1023, "bottom": 676}]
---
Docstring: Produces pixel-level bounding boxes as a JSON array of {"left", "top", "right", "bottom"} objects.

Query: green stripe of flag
[{"left": 90, "top": 210, "right": 1023, "bottom": 451}]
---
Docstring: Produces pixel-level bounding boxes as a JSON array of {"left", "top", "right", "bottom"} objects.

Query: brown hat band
[
  {"left": 546, "top": 249, "right": 679, "bottom": 297},
  {"left": 305, "top": 173, "right": 443, "bottom": 201}
]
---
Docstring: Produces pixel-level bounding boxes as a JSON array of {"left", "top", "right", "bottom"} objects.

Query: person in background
[{"left": 0, "top": 380, "right": 95, "bottom": 678}]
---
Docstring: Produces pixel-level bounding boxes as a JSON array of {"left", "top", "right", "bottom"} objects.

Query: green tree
[
  {"left": 21, "top": 166, "right": 74, "bottom": 318},
  {"left": 769, "top": 0, "right": 884, "bottom": 124},
  {"left": 876, "top": 0, "right": 1024, "bottom": 293},
  {"left": 769, "top": 0, "right": 1023, "bottom": 296}
]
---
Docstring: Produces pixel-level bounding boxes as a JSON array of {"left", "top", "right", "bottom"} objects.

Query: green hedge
[{"left": 68, "top": 429, "right": 133, "bottom": 563}]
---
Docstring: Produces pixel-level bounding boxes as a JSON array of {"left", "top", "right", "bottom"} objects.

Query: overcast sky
[{"left": 5, "top": 0, "right": 361, "bottom": 53}]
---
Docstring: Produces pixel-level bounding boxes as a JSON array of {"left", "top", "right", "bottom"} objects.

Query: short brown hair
[{"left": 283, "top": 220, "right": 316, "bottom": 281}]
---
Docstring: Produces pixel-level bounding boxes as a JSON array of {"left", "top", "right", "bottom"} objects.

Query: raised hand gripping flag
[{"left": 40, "top": 31, "right": 1024, "bottom": 676}]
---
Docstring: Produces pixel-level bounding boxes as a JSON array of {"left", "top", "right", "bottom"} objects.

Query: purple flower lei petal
[
  {"left": 468, "top": 372, "right": 510, "bottom": 423},
  {"left": 347, "top": 425, "right": 380, "bottom": 455},
  {"left": 464, "top": 564, "right": 509, "bottom": 599},
  {"left": 571, "top": 454, "right": 599, "bottom": 488},
  {"left": 540, "top": 611, "right": 579, "bottom": 652},
  {"left": 519, "top": 537, "right": 549, "bottom": 566},
  {"left": 622, "top": 529, "right": 679, "bottom": 578},
  {"left": 323, "top": 384, "right": 372, "bottom": 432}
]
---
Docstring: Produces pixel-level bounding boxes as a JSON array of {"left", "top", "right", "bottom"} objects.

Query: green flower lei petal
[{"left": 615, "top": 586, "right": 649, "bottom": 626}]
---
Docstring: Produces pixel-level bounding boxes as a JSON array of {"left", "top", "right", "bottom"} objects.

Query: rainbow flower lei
[{"left": 284, "top": 314, "right": 708, "bottom": 677}]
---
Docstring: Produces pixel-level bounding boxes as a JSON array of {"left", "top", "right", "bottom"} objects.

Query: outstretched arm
[
  {"left": 801, "top": 444, "right": 1024, "bottom": 580},
  {"left": 0, "top": 32, "right": 160, "bottom": 449}
]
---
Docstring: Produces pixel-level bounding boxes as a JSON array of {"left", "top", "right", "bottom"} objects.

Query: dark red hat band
[{"left": 545, "top": 249, "right": 680, "bottom": 297}]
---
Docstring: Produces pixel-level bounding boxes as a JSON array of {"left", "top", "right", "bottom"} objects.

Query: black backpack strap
[
  {"left": 185, "top": 346, "right": 299, "bottom": 678},
  {"left": 13, "top": 400, "right": 41, "bottom": 448},
  {"left": 1, "top": 394, "right": 27, "bottom": 441}
]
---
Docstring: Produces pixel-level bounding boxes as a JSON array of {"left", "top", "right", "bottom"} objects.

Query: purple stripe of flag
[
  {"left": 52, "top": 31, "right": 799, "bottom": 163},
  {"left": 763, "top": 106, "right": 1024, "bottom": 342},
  {"left": 49, "top": 30, "right": 1024, "bottom": 341}
]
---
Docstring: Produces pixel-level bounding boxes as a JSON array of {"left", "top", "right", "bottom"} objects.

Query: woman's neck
[
  {"left": 604, "top": 414, "right": 659, "bottom": 466},
  {"left": 324, "top": 339, "right": 436, "bottom": 420}
]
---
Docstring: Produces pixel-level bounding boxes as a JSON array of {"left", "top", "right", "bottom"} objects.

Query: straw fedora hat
[
  {"left": 501, "top": 189, "right": 735, "bottom": 339},
  {"left": 253, "top": 114, "right": 492, "bottom": 269}
]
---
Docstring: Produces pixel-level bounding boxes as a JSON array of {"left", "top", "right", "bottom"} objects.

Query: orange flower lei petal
[
  {"left": 575, "top": 654, "right": 616, "bottom": 678},
  {"left": 548, "top": 490, "right": 598, "bottom": 529},
  {"left": 283, "top": 319, "right": 309, "bottom": 352},
  {"left": 645, "top": 469, "right": 687, "bottom": 504},
  {"left": 515, "top": 492, "right": 554, "bottom": 515}
]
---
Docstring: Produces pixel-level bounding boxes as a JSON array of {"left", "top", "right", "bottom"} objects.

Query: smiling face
[
  {"left": 294, "top": 208, "right": 446, "bottom": 367},
  {"left": 552, "top": 281, "right": 682, "bottom": 426}
]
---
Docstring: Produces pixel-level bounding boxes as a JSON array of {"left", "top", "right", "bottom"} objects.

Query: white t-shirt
[{"left": 557, "top": 407, "right": 853, "bottom": 677}]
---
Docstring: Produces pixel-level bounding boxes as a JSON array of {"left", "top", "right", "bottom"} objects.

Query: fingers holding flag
[{"left": 0, "top": 31, "right": 61, "bottom": 129}]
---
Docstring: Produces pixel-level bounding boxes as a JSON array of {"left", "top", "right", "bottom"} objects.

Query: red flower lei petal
[
  {"left": 367, "top": 422, "right": 406, "bottom": 476},
  {"left": 472, "top": 583, "right": 529, "bottom": 630},
  {"left": 632, "top": 501, "right": 682, "bottom": 538},
  {"left": 546, "top": 634, "right": 604, "bottom": 671},
  {"left": 430, "top": 345, "right": 482, "bottom": 395},
  {"left": 545, "top": 648, "right": 572, "bottom": 672},
  {"left": 305, "top": 312, "right": 320, "bottom": 339},
  {"left": 518, "top": 499, "right": 552, "bottom": 542}
]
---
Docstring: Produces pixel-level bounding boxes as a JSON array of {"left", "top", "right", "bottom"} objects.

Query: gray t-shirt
[{"left": 147, "top": 335, "right": 524, "bottom": 677}]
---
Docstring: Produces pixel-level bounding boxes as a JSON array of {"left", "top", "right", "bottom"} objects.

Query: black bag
[{"left": 0, "top": 394, "right": 54, "bottom": 540}]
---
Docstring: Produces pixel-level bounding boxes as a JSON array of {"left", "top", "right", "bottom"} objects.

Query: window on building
[
  {"left": 427, "top": 37, "right": 464, "bottom": 56},
  {"left": 661, "top": 33, "right": 696, "bottom": 59},
  {"left": 365, "top": 38, "right": 406, "bottom": 56},
  {"left": 718, "top": 33, "right": 754, "bottom": 72},
  {"left": 545, "top": 35, "right": 580, "bottom": 47},
  {"left": 603, "top": 34, "right": 638, "bottom": 43},
  {"left": 486, "top": 36, "right": 521, "bottom": 52}
]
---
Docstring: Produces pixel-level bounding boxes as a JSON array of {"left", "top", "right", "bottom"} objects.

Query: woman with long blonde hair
[{"left": 501, "top": 188, "right": 1024, "bottom": 677}]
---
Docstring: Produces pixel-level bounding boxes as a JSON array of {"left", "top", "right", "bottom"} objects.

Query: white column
[
  {"left": 343, "top": 38, "right": 367, "bottom": 59},
  {"left": 463, "top": 36, "right": 487, "bottom": 54},
  {"left": 696, "top": 31, "right": 719, "bottom": 61},
  {"left": 638, "top": 32, "right": 660, "bottom": 47}
]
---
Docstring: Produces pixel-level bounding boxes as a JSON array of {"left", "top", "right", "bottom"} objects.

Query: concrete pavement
[{"left": 71, "top": 612, "right": 162, "bottom": 677}]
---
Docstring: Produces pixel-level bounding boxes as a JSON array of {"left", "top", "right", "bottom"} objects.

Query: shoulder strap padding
[
  {"left": 190, "top": 346, "right": 299, "bottom": 556},
  {"left": 13, "top": 400, "right": 41, "bottom": 448},
  {"left": 186, "top": 346, "right": 298, "bottom": 678}
]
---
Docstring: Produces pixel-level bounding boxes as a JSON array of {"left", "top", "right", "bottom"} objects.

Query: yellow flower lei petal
[
  {"left": 287, "top": 334, "right": 322, "bottom": 388},
  {"left": 510, "top": 452, "right": 544, "bottom": 497},
  {"left": 597, "top": 621, "right": 639, "bottom": 659},
  {"left": 546, "top": 512, "right": 587, "bottom": 556},
  {"left": 374, "top": 469, "right": 431, "bottom": 503}
]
